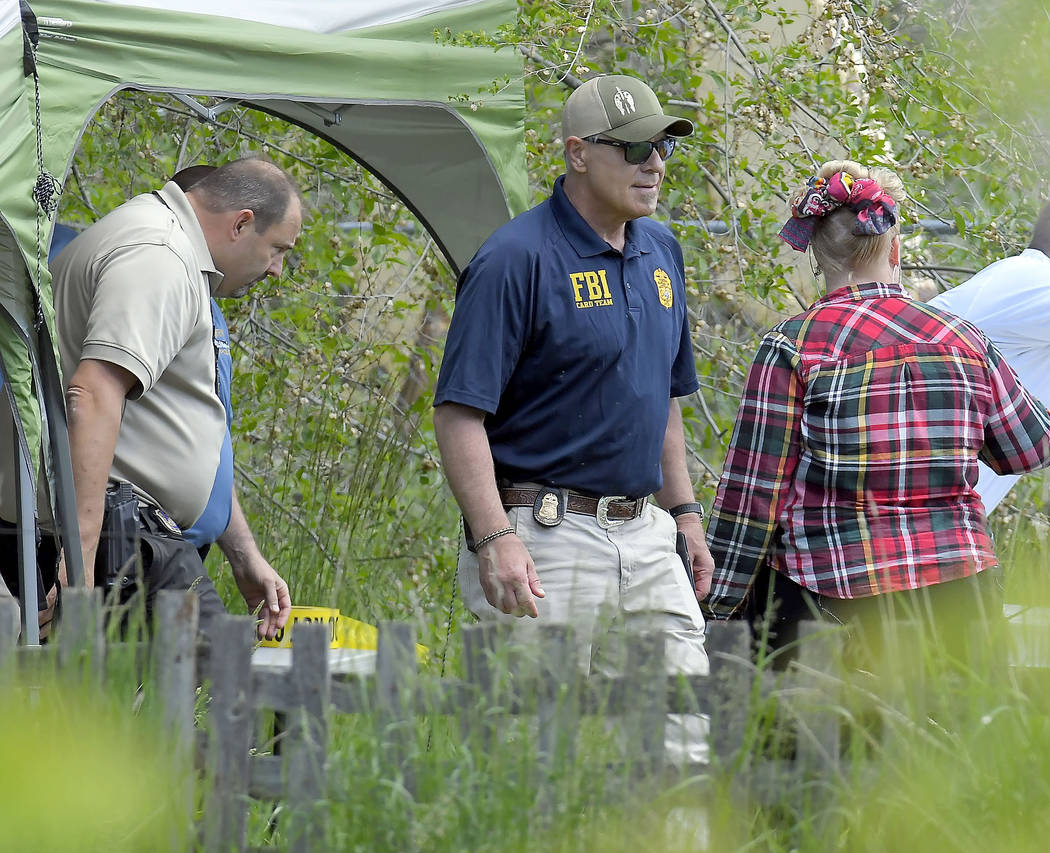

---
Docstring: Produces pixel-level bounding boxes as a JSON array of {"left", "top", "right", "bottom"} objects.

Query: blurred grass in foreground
[
  {"left": 0, "top": 679, "right": 192, "bottom": 851},
  {"left": 8, "top": 567, "right": 1050, "bottom": 851}
]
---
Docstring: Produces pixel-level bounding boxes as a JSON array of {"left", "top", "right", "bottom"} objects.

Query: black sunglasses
[{"left": 586, "top": 135, "right": 677, "bottom": 165}]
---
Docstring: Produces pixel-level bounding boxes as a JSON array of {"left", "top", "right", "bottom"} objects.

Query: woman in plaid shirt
[{"left": 703, "top": 160, "right": 1050, "bottom": 663}]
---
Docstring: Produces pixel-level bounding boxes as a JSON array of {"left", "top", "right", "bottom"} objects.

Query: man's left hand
[
  {"left": 675, "top": 514, "right": 714, "bottom": 601},
  {"left": 38, "top": 583, "right": 57, "bottom": 640},
  {"left": 229, "top": 554, "right": 291, "bottom": 640}
]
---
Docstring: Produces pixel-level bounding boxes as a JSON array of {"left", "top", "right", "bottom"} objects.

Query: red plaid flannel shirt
[{"left": 705, "top": 281, "right": 1050, "bottom": 618}]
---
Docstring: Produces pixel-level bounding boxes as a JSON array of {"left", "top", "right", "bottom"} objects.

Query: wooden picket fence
[{"left": 1, "top": 587, "right": 1041, "bottom": 851}]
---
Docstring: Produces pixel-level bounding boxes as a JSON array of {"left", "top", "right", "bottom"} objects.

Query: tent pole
[
  {"left": 37, "top": 322, "right": 83, "bottom": 588},
  {"left": 14, "top": 422, "right": 39, "bottom": 646},
  {"left": 0, "top": 302, "right": 86, "bottom": 592},
  {"left": 0, "top": 345, "right": 40, "bottom": 646}
]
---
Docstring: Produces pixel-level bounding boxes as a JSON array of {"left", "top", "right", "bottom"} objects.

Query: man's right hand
[
  {"left": 476, "top": 533, "right": 545, "bottom": 618},
  {"left": 432, "top": 403, "right": 544, "bottom": 617}
]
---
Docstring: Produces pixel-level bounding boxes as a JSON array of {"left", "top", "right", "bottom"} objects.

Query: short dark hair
[
  {"left": 169, "top": 164, "right": 215, "bottom": 192},
  {"left": 1030, "top": 199, "right": 1050, "bottom": 256},
  {"left": 187, "top": 158, "right": 301, "bottom": 233}
]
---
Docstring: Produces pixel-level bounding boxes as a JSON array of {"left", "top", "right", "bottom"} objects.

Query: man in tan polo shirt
[{"left": 51, "top": 158, "right": 301, "bottom": 638}]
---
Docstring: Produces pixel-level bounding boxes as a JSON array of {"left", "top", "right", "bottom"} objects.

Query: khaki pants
[{"left": 459, "top": 501, "right": 710, "bottom": 765}]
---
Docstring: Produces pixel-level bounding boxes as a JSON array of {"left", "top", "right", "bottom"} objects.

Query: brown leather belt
[{"left": 499, "top": 487, "right": 647, "bottom": 523}]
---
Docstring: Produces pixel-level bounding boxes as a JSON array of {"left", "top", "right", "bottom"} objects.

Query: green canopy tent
[{"left": 0, "top": 0, "right": 526, "bottom": 641}]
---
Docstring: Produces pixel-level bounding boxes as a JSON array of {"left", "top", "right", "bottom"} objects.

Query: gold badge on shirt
[{"left": 653, "top": 268, "right": 673, "bottom": 309}]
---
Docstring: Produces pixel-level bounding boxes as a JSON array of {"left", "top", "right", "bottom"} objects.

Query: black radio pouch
[{"left": 94, "top": 482, "right": 140, "bottom": 592}]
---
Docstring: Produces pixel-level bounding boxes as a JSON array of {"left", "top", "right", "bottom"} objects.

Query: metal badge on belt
[
  {"left": 151, "top": 506, "right": 182, "bottom": 536},
  {"left": 533, "top": 487, "right": 567, "bottom": 527}
]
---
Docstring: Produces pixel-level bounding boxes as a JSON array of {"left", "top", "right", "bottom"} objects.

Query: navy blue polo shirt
[{"left": 434, "top": 175, "right": 699, "bottom": 498}]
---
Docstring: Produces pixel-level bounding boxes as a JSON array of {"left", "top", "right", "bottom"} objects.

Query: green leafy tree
[
  {"left": 51, "top": 6, "right": 1050, "bottom": 849},
  {"left": 61, "top": 0, "right": 1050, "bottom": 636},
  {"left": 506, "top": 0, "right": 1050, "bottom": 586}
]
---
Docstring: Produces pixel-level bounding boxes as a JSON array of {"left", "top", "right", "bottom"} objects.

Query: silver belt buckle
[{"left": 596, "top": 495, "right": 629, "bottom": 529}]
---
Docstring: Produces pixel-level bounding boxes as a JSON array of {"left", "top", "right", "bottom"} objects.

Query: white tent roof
[
  {"left": 88, "top": 0, "right": 490, "bottom": 33},
  {"left": 0, "top": 2, "right": 17, "bottom": 37}
]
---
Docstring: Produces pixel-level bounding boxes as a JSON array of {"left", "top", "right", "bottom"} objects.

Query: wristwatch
[{"left": 668, "top": 502, "right": 705, "bottom": 522}]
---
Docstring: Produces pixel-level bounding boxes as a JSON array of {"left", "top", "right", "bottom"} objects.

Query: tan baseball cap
[{"left": 562, "top": 75, "right": 694, "bottom": 143}]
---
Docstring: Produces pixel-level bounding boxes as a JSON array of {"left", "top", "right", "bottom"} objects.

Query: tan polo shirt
[{"left": 52, "top": 182, "right": 227, "bottom": 528}]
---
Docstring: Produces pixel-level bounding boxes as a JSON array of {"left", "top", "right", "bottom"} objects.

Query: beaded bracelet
[{"left": 474, "top": 526, "right": 515, "bottom": 550}]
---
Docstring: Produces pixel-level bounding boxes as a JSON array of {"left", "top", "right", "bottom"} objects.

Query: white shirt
[{"left": 929, "top": 248, "right": 1050, "bottom": 513}]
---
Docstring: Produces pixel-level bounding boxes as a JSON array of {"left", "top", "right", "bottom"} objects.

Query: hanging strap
[
  {"left": 23, "top": 0, "right": 61, "bottom": 332},
  {"left": 20, "top": 1, "right": 37, "bottom": 78},
  {"left": 17, "top": 2, "right": 84, "bottom": 600}
]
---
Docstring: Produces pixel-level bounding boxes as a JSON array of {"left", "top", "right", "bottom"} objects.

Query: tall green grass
[
  {"left": 9, "top": 514, "right": 1050, "bottom": 853},
  {"left": 49, "top": 87, "right": 1050, "bottom": 852},
  {"left": 0, "top": 630, "right": 195, "bottom": 851}
]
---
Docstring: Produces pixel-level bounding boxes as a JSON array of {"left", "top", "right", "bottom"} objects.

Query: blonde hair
[{"left": 796, "top": 159, "right": 907, "bottom": 280}]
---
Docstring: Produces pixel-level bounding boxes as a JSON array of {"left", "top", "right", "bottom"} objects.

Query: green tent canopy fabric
[{"left": 0, "top": 0, "right": 526, "bottom": 624}]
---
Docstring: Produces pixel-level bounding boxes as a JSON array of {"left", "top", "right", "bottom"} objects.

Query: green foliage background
[
  {"left": 34, "top": 2, "right": 1050, "bottom": 850},
  {"left": 58, "top": 0, "right": 1050, "bottom": 652}
]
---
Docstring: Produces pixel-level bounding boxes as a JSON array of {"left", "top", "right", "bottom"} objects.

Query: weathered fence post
[
  {"left": 201, "top": 615, "right": 255, "bottom": 853},
  {"left": 877, "top": 618, "right": 929, "bottom": 756},
  {"left": 461, "top": 623, "right": 504, "bottom": 753},
  {"left": 376, "top": 621, "right": 418, "bottom": 796},
  {"left": 792, "top": 620, "right": 841, "bottom": 778},
  {"left": 537, "top": 624, "right": 579, "bottom": 770},
  {"left": 624, "top": 632, "right": 667, "bottom": 777},
  {"left": 0, "top": 596, "right": 18, "bottom": 686},
  {"left": 536, "top": 624, "right": 579, "bottom": 816},
  {"left": 704, "top": 620, "right": 752, "bottom": 765},
  {"left": 283, "top": 621, "right": 331, "bottom": 851},
  {"left": 153, "top": 590, "right": 199, "bottom": 846},
  {"left": 57, "top": 587, "right": 103, "bottom": 684},
  {"left": 0, "top": 598, "right": 18, "bottom": 653}
]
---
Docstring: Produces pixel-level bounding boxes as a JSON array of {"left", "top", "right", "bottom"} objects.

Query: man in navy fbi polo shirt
[{"left": 433, "top": 74, "right": 713, "bottom": 765}]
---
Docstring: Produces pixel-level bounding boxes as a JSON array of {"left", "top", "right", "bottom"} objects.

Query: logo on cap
[{"left": 613, "top": 86, "right": 636, "bottom": 117}]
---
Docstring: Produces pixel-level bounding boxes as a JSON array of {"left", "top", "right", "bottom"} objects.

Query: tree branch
[{"left": 518, "top": 45, "right": 584, "bottom": 91}]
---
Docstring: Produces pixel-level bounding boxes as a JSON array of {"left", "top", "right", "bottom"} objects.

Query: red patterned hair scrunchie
[{"left": 778, "top": 171, "right": 898, "bottom": 252}]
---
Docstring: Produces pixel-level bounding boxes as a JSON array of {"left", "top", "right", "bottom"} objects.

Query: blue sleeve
[
  {"left": 210, "top": 300, "right": 234, "bottom": 428},
  {"left": 667, "top": 237, "right": 699, "bottom": 398},
  {"left": 434, "top": 239, "right": 534, "bottom": 413},
  {"left": 184, "top": 300, "right": 236, "bottom": 548}
]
